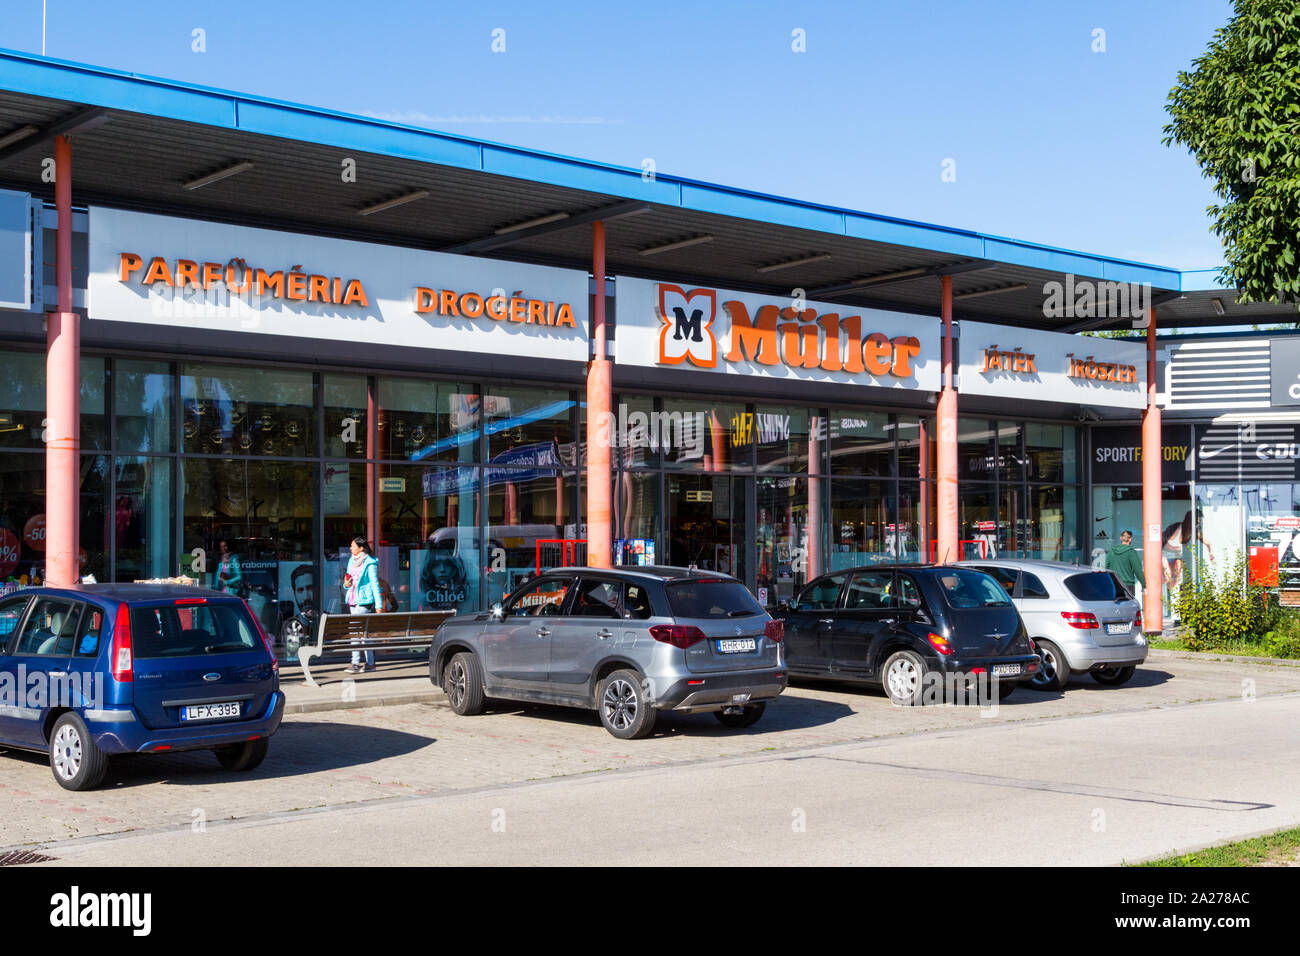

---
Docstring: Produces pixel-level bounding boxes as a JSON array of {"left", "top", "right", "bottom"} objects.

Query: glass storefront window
[
  {"left": 668, "top": 474, "right": 747, "bottom": 578},
  {"left": 113, "top": 456, "right": 174, "bottom": 582},
  {"left": 756, "top": 475, "right": 815, "bottom": 604},
  {"left": 487, "top": 466, "right": 570, "bottom": 603},
  {"left": 829, "top": 478, "right": 897, "bottom": 570},
  {"left": 0, "top": 453, "right": 103, "bottom": 582},
  {"left": 116, "top": 359, "right": 173, "bottom": 452},
  {"left": 324, "top": 375, "right": 368, "bottom": 459},
  {"left": 484, "top": 386, "right": 574, "bottom": 462},
  {"left": 0, "top": 351, "right": 45, "bottom": 450},
  {"left": 0, "top": 453, "right": 44, "bottom": 582},
  {"left": 321, "top": 461, "right": 369, "bottom": 611},
  {"left": 180, "top": 458, "right": 317, "bottom": 645},
  {"left": 755, "top": 405, "right": 811, "bottom": 473},
  {"left": 1197, "top": 484, "right": 1241, "bottom": 587},
  {"left": 81, "top": 357, "right": 108, "bottom": 450},
  {"left": 664, "top": 399, "right": 745, "bottom": 471},
  {"left": 379, "top": 379, "right": 478, "bottom": 464},
  {"left": 1023, "top": 485, "right": 1079, "bottom": 563},
  {"left": 182, "top": 365, "right": 315, "bottom": 458},
  {"left": 959, "top": 418, "right": 996, "bottom": 482},
  {"left": 1026, "top": 422, "right": 1077, "bottom": 483},
  {"left": 959, "top": 486, "right": 998, "bottom": 560},
  {"left": 1243, "top": 483, "right": 1300, "bottom": 590},
  {"left": 1091, "top": 485, "right": 1144, "bottom": 569},
  {"left": 1001, "top": 484, "right": 1026, "bottom": 557},
  {"left": 897, "top": 415, "right": 933, "bottom": 482},
  {"left": 377, "top": 463, "right": 481, "bottom": 614},
  {"left": 898, "top": 481, "right": 931, "bottom": 562},
  {"left": 615, "top": 471, "right": 659, "bottom": 559},
  {"left": 996, "top": 421, "right": 1023, "bottom": 484},
  {"left": 80, "top": 455, "right": 110, "bottom": 582},
  {"left": 829, "top": 411, "right": 892, "bottom": 477},
  {"left": 611, "top": 395, "right": 659, "bottom": 469}
]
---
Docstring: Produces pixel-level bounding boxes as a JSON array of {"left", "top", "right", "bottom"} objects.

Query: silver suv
[
  {"left": 957, "top": 559, "right": 1146, "bottom": 690},
  {"left": 428, "top": 566, "right": 787, "bottom": 739}
]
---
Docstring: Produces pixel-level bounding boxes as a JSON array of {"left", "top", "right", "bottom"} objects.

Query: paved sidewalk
[
  {"left": 2, "top": 649, "right": 1298, "bottom": 853},
  {"left": 280, "top": 658, "right": 442, "bottom": 715},
  {"left": 278, "top": 648, "right": 1296, "bottom": 715}
]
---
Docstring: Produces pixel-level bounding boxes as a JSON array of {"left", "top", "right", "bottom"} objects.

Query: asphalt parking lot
[{"left": 2, "top": 650, "right": 1297, "bottom": 854}]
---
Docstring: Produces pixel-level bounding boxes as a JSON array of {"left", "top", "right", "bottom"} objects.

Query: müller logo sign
[{"left": 655, "top": 283, "right": 922, "bottom": 380}]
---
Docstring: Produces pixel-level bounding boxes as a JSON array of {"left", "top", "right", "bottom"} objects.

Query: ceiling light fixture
[
  {"left": 357, "top": 189, "right": 431, "bottom": 216},
  {"left": 755, "top": 253, "right": 832, "bottom": 274},
  {"left": 494, "top": 212, "right": 570, "bottom": 235},
  {"left": 0, "top": 125, "right": 38, "bottom": 151},
  {"left": 953, "top": 283, "right": 1029, "bottom": 301},
  {"left": 182, "top": 160, "right": 255, "bottom": 191},
  {"left": 811, "top": 268, "right": 930, "bottom": 298},
  {"left": 638, "top": 235, "right": 715, "bottom": 256},
  {"left": 1211, "top": 297, "right": 1225, "bottom": 316}
]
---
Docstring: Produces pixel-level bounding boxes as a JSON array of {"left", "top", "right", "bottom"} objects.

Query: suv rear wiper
[{"left": 727, "top": 609, "right": 754, "bottom": 617}]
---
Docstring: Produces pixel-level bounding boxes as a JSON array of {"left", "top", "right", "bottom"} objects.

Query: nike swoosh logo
[{"left": 1198, "top": 444, "right": 1234, "bottom": 460}]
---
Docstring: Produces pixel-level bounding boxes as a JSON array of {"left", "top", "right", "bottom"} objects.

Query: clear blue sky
[{"left": 10, "top": 0, "right": 1234, "bottom": 269}]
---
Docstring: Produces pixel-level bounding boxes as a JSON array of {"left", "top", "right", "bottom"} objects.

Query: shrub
[
  {"left": 1263, "top": 612, "right": 1300, "bottom": 660},
  {"left": 1175, "top": 555, "right": 1275, "bottom": 651}
]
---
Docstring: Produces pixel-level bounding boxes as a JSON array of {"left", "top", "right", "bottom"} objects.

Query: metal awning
[{"left": 0, "top": 48, "right": 1286, "bottom": 332}]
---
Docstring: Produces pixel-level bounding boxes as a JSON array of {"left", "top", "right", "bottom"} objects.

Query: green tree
[{"left": 1163, "top": 1, "right": 1300, "bottom": 306}]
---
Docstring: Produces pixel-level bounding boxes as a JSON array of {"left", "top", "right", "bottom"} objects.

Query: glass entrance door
[
  {"left": 756, "top": 475, "right": 813, "bottom": 607},
  {"left": 667, "top": 474, "right": 747, "bottom": 582}
]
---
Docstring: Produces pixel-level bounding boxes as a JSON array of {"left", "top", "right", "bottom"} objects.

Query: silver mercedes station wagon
[{"left": 428, "top": 566, "right": 787, "bottom": 739}]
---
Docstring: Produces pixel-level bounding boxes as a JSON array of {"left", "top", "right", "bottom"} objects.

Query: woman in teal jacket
[{"left": 343, "top": 537, "right": 383, "bottom": 673}]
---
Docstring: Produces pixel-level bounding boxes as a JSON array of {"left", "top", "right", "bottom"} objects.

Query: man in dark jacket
[{"left": 1106, "top": 529, "right": 1145, "bottom": 597}]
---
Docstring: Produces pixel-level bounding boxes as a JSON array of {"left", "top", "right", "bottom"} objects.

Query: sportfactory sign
[{"left": 615, "top": 277, "right": 937, "bottom": 390}]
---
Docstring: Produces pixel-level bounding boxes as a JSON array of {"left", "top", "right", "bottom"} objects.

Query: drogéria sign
[{"left": 87, "top": 207, "right": 589, "bottom": 362}]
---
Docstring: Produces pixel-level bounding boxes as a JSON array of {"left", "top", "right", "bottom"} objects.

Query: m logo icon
[{"left": 657, "top": 285, "right": 717, "bottom": 368}]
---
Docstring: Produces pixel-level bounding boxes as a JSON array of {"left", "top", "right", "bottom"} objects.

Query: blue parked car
[{"left": 0, "top": 584, "right": 284, "bottom": 790}]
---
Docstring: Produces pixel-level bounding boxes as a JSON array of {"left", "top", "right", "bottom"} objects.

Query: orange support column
[
  {"left": 586, "top": 221, "right": 613, "bottom": 568},
  {"left": 45, "top": 135, "right": 79, "bottom": 587},
  {"left": 1141, "top": 307, "right": 1163, "bottom": 633},
  {"left": 935, "top": 275, "right": 959, "bottom": 564}
]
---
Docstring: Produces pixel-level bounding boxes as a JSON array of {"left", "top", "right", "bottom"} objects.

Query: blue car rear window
[{"left": 130, "top": 602, "right": 260, "bottom": 659}]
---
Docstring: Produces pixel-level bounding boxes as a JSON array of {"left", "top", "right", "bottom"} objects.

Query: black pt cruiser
[{"left": 772, "top": 564, "right": 1038, "bottom": 704}]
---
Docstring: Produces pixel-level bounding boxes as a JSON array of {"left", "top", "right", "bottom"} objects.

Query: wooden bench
[{"left": 298, "top": 609, "right": 456, "bottom": 686}]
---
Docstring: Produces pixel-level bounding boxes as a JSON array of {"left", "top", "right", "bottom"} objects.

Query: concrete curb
[
  {"left": 1147, "top": 648, "right": 1300, "bottom": 668},
  {"left": 285, "top": 692, "right": 448, "bottom": 716}
]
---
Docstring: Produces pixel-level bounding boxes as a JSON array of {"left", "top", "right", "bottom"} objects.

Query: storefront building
[
  {"left": 1, "top": 50, "right": 1264, "bottom": 638},
  {"left": 1088, "top": 331, "right": 1300, "bottom": 616}
]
